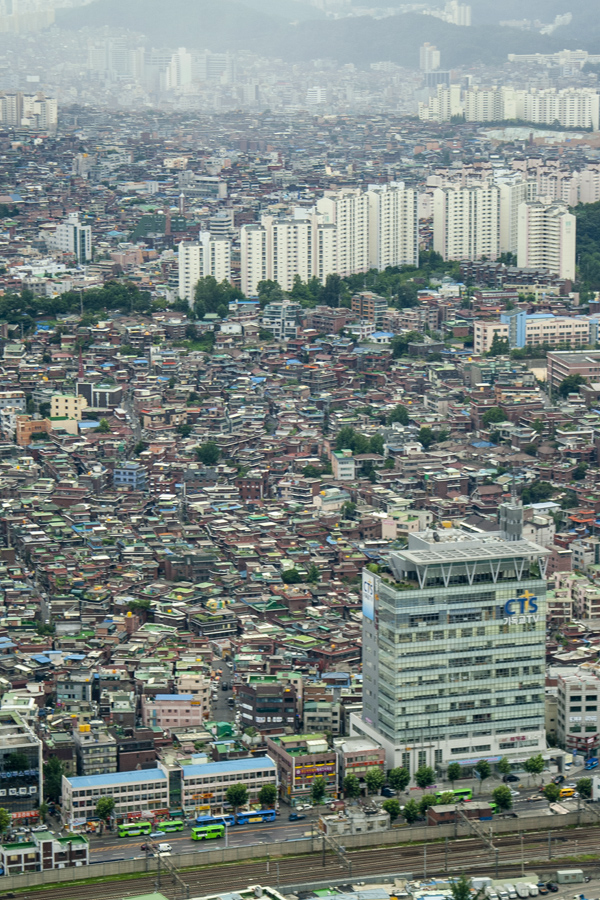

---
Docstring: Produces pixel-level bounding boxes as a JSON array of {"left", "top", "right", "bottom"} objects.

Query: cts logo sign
[
  {"left": 501, "top": 590, "right": 541, "bottom": 626},
  {"left": 504, "top": 596, "right": 538, "bottom": 616}
]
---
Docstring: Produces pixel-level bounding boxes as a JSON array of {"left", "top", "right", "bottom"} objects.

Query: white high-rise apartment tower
[
  {"left": 419, "top": 42, "right": 440, "bottom": 72},
  {"left": 367, "top": 182, "right": 419, "bottom": 270},
  {"left": 316, "top": 189, "right": 369, "bottom": 277},
  {"left": 517, "top": 201, "right": 576, "bottom": 280},
  {"left": 433, "top": 184, "right": 500, "bottom": 261},
  {"left": 496, "top": 175, "right": 537, "bottom": 256},
  {"left": 178, "top": 234, "right": 231, "bottom": 305}
]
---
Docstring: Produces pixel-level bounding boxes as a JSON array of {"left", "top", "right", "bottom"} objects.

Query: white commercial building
[
  {"left": 433, "top": 184, "right": 500, "bottom": 261},
  {"left": 46, "top": 213, "right": 92, "bottom": 264},
  {"left": 352, "top": 528, "right": 549, "bottom": 769},
  {"left": 517, "top": 201, "right": 576, "bottom": 280},
  {"left": 178, "top": 234, "right": 231, "bottom": 304}
]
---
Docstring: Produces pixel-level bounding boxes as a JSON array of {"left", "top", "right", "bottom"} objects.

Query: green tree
[
  {"left": 382, "top": 798, "right": 401, "bottom": 822},
  {"left": 341, "top": 501, "right": 357, "bottom": 520},
  {"left": 310, "top": 776, "right": 327, "bottom": 804},
  {"left": 38, "top": 801, "right": 48, "bottom": 823},
  {"left": 558, "top": 374, "right": 586, "bottom": 398},
  {"left": 226, "top": 783, "right": 248, "bottom": 812},
  {"left": 390, "top": 331, "right": 424, "bottom": 358},
  {"left": 572, "top": 463, "right": 588, "bottom": 481},
  {"left": 282, "top": 569, "right": 303, "bottom": 584},
  {"left": 133, "top": 441, "right": 147, "bottom": 455},
  {"left": 335, "top": 426, "right": 370, "bottom": 455},
  {"left": 257, "top": 279, "right": 285, "bottom": 308},
  {"left": 482, "top": 407, "right": 507, "bottom": 428},
  {"left": 447, "top": 762, "right": 461, "bottom": 786},
  {"left": 522, "top": 481, "right": 554, "bottom": 504},
  {"left": 196, "top": 441, "right": 220, "bottom": 466},
  {"left": 43, "top": 756, "right": 64, "bottom": 803},
  {"left": 402, "top": 798, "right": 420, "bottom": 824},
  {"left": 369, "top": 433, "right": 385, "bottom": 455},
  {"left": 492, "top": 784, "right": 513, "bottom": 812},
  {"left": 95, "top": 796, "right": 115, "bottom": 822},
  {"left": 96, "top": 418, "right": 110, "bottom": 434},
  {"left": 497, "top": 757, "right": 511, "bottom": 776},
  {"left": 39, "top": 401, "right": 51, "bottom": 418},
  {"left": 451, "top": 873, "right": 481, "bottom": 900},
  {"left": 176, "top": 424, "right": 192, "bottom": 437},
  {"left": 306, "top": 563, "right": 320, "bottom": 584},
  {"left": 343, "top": 774, "right": 361, "bottom": 800},
  {"left": 418, "top": 427, "right": 436, "bottom": 450},
  {"left": 577, "top": 777, "right": 592, "bottom": 799},
  {"left": 488, "top": 334, "right": 510, "bottom": 357},
  {"left": 419, "top": 793, "right": 437, "bottom": 814},
  {"left": 543, "top": 782, "right": 560, "bottom": 803},
  {"left": 258, "top": 783, "right": 277, "bottom": 808},
  {"left": 415, "top": 765, "right": 435, "bottom": 789},
  {"left": 0, "top": 807, "right": 10, "bottom": 834},
  {"left": 388, "top": 766, "right": 410, "bottom": 793},
  {"left": 365, "top": 766, "right": 385, "bottom": 794},
  {"left": 388, "top": 404, "right": 410, "bottom": 426},
  {"left": 523, "top": 753, "right": 545, "bottom": 783},
  {"left": 438, "top": 791, "right": 456, "bottom": 804},
  {"left": 475, "top": 759, "right": 491, "bottom": 793}
]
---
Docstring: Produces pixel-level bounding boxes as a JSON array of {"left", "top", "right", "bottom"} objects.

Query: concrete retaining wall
[{"left": 0, "top": 811, "right": 593, "bottom": 892}]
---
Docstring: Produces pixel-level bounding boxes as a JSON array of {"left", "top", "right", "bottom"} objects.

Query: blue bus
[
  {"left": 235, "top": 809, "right": 276, "bottom": 825},
  {"left": 195, "top": 814, "right": 235, "bottom": 827}
]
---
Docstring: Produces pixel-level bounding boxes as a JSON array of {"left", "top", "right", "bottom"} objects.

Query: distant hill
[{"left": 57, "top": 0, "right": 579, "bottom": 66}]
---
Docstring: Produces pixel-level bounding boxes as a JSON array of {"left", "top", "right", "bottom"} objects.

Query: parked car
[
  {"left": 546, "top": 885, "right": 559, "bottom": 893},
  {"left": 553, "top": 776, "right": 565, "bottom": 785},
  {"left": 288, "top": 812, "right": 306, "bottom": 821},
  {"left": 503, "top": 774, "right": 520, "bottom": 783},
  {"left": 381, "top": 786, "right": 396, "bottom": 798},
  {"left": 536, "top": 884, "right": 548, "bottom": 895}
]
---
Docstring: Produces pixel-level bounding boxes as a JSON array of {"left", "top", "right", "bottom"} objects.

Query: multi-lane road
[{"left": 88, "top": 817, "right": 316, "bottom": 863}]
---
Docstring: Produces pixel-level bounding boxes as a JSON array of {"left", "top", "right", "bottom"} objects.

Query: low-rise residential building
[
  {"left": 141, "top": 694, "right": 205, "bottom": 732},
  {"left": 0, "top": 832, "right": 89, "bottom": 874},
  {"left": 266, "top": 733, "right": 338, "bottom": 801},
  {"left": 73, "top": 724, "right": 117, "bottom": 777},
  {"left": 180, "top": 756, "right": 278, "bottom": 815},
  {"left": 61, "top": 768, "right": 170, "bottom": 826},
  {"left": 331, "top": 449, "right": 356, "bottom": 481},
  {"left": 557, "top": 669, "right": 600, "bottom": 754},
  {"left": 237, "top": 681, "right": 297, "bottom": 734},
  {"left": 335, "top": 737, "right": 386, "bottom": 783}
]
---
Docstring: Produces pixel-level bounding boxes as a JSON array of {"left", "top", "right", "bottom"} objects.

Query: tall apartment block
[
  {"left": 351, "top": 528, "right": 549, "bottom": 769},
  {"left": 517, "top": 201, "right": 576, "bottom": 281},
  {"left": 433, "top": 184, "right": 500, "bottom": 262},
  {"left": 178, "top": 234, "right": 232, "bottom": 304},
  {"left": 240, "top": 184, "right": 418, "bottom": 296}
]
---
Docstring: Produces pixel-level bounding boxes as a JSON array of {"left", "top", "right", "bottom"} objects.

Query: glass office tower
[{"left": 353, "top": 530, "right": 549, "bottom": 770}]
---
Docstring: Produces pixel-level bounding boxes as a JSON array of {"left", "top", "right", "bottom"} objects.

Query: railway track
[{"left": 8, "top": 829, "right": 600, "bottom": 900}]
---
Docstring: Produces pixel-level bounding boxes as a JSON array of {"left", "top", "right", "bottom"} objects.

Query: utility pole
[
  {"left": 548, "top": 831, "right": 552, "bottom": 859},
  {"left": 424, "top": 844, "right": 427, "bottom": 880},
  {"left": 521, "top": 833, "right": 524, "bottom": 876},
  {"left": 445, "top": 836, "right": 449, "bottom": 873}
]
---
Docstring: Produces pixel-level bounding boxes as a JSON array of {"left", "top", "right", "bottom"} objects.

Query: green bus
[
  {"left": 159, "top": 819, "right": 185, "bottom": 832},
  {"left": 435, "top": 788, "right": 473, "bottom": 803},
  {"left": 489, "top": 802, "right": 497, "bottom": 813},
  {"left": 191, "top": 824, "right": 225, "bottom": 841},
  {"left": 118, "top": 821, "right": 152, "bottom": 837}
]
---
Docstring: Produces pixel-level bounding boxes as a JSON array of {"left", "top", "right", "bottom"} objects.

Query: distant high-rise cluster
[
  {"left": 420, "top": 85, "right": 600, "bottom": 131},
  {"left": 424, "top": 0, "right": 471, "bottom": 27},
  {"left": 0, "top": 0, "right": 54, "bottom": 33},
  {"left": 0, "top": 91, "right": 57, "bottom": 132},
  {"left": 239, "top": 183, "right": 419, "bottom": 296},
  {"left": 87, "top": 42, "right": 236, "bottom": 92}
]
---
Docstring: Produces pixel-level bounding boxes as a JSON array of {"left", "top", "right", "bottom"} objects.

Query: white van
[
  {"left": 505, "top": 885, "right": 518, "bottom": 899},
  {"left": 516, "top": 884, "right": 530, "bottom": 898},
  {"left": 485, "top": 888, "right": 499, "bottom": 900},
  {"left": 527, "top": 886, "right": 539, "bottom": 897},
  {"left": 156, "top": 843, "right": 172, "bottom": 853}
]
